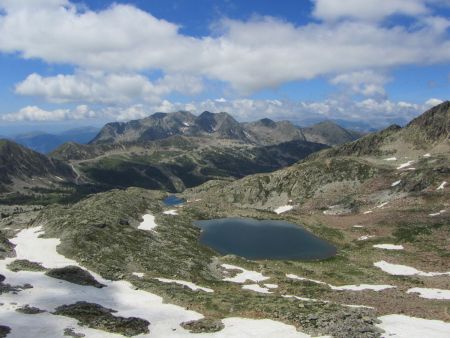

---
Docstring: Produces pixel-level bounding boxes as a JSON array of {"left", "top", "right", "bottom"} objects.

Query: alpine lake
[{"left": 195, "top": 217, "right": 337, "bottom": 260}]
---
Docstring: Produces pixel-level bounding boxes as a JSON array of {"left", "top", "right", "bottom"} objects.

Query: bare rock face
[{"left": 54, "top": 302, "right": 150, "bottom": 337}]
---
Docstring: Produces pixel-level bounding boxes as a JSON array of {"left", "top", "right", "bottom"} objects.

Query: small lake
[
  {"left": 163, "top": 195, "right": 185, "bottom": 206},
  {"left": 195, "top": 218, "right": 337, "bottom": 260}
]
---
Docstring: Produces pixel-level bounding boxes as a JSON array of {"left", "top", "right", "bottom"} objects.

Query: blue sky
[{"left": 0, "top": 0, "right": 449, "bottom": 135}]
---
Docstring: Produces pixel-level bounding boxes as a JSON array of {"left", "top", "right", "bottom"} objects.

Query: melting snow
[
  {"left": 429, "top": 209, "right": 446, "bottom": 217},
  {"left": 358, "top": 235, "right": 375, "bottom": 241},
  {"left": 274, "top": 205, "right": 293, "bottom": 214},
  {"left": 163, "top": 209, "right": 178, "bottom": 215},
  {"left": 391, "top": 180, "right": 401, "bottom": 187},
  {"left": 373, "top": 244, "right": 404, "bottom": 250},
  {"left": 264, "top": 284, "right": 278, "bottom": 289},
  {"left": 0, "top": 227, "right": 320, "bottom": 338},
  {"left": 374, "top": 261, "right": 450, "bottom": 276},
  {"left": 437, "top": 181, "right": 447, "bottom": 190},
  {"left": 138, "top": 214, "right": 158, "bottom": 231},
  {"left": 397, "top": 161, "right": 414, "bottom": 170},
  {"left": 377, "top": 202, "right": 389, "bottom": 208},
  {"left": 286, "top": 274, "right": 394, "bottom": 292},
  {"left": 377, "top": 314, "right": 450, "bottom": 338},
  {"left": 132, "top": 272, "right": 144, "bottom": 278},
  {"left": 406, "top": 288, "right": 450, "bottom": 300},
  {"left": 155, "top": 278, "right": 214, "bottom": 293},
  {"left": 330, "top": 284, "right": 394, "bottom": 291},
  {"left": 242, "top": 284, "right": 272, "bottom": 294},
  {"left": 221, "top": 264, "right": 270, "bottom": 283}
]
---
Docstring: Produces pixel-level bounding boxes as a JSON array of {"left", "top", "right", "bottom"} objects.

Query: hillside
[
  {"left": 54, "top": 136, "right": 327, "bottom": 192},
  {"left": 0, "top": 139, "right": 76, "bottom": 193}
]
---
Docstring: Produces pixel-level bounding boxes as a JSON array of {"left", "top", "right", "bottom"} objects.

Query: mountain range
[
  {"left": 90, "top": 111, "right": 362, "bottom": 146},
  {"left": 6, "top": 127, "right": 99, "bottom": 154}
]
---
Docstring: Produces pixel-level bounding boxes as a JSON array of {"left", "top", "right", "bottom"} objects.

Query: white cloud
[
  {"left": 313, "top": 0, "right": 429, "bottom": 22},
  {"left": 331, "top": 71, "right": 390, "bottom": 97},
  {"left": 1, "top": 1, "right": 450, "bottom": 93},
  {"left": 425, "top": 98, "right": 444, "bottom": 107},
  {"left": 1, "top": 97, "right": 443, "bottom": 127},
  {"left": 0, "top": 105, "right": 96, "bottom": 122},
  {"left": 15, "top": 72, "right": 203, "bottom": 104}
]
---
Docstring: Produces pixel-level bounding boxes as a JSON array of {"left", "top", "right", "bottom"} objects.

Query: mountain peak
[{"left": 404, "top": 101, "right": 449, "bottom": 144}]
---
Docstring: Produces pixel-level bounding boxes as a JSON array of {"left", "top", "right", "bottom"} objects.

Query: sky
[{"left": 0, "top": 0, "right": 449, "bottom": 135}]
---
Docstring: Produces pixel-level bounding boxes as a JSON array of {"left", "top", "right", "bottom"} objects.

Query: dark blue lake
[
  {"left": 163, "top": 195, "right": 185, "bottom": 206},
  {"left": 195, "top": 218, "right": 337, "bottom": 260}
]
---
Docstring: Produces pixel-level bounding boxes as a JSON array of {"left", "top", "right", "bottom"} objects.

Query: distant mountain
[
  {"left": 301, "top": 120, "right": 364, "bottom": 146},
  {"left": 90, "top": 111, "right": 255, "bottom": 145},
  {"left": 91, "top": 111, "right": 362, "bottom": 146},
  {"left": 243, "top": 118, "right": 307, "bottom": 144},
  {"left": 10, "top": 127, "right": 99, "bottom": 154},
  {"left": 0, "top": 140, "right": 76, "bottom": 193},
  {"left": 193, "top": 101, "right": 450, "bottom": 208}
]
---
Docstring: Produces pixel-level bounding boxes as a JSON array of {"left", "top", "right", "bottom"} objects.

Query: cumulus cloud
[
  {"left": 1, "top": 97, "right": 443, "bottom": 129},
  {"left": 0, "top": 105, "right": 96, "bottom": 122},
  {"left": 330, "top": 71, "right": 390, "bottom": 97},
  {"left": 312, "top": 0, "right": 430, "bottom": 22},
  {"left": 15, "top": 72, "right": 203, "bottom": 104},
  {"left": 1, "top": 1, "right": 450, "bottom": 93}
]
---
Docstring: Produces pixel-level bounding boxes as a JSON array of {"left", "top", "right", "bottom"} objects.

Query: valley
[{"left": 0, "top": 103, "right": 449, "bottom": 337}]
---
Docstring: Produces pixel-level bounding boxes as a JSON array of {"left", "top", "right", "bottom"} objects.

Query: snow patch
[
  {"left": 429, "top": 209, "right": 446, "bottom": 217},
  {"left": 406, "top": 288, "right": 450, "bottom": 300},
  {"left": 397, "top": 161, "right": 414, "bottom": 170},
  {"left": 373, "top": 244, "right": 404, "bottom": 250},
  {"left": 264, "top": 284, "right": 278, "bottom": 289},
  {"left": 287, "top": 274, "right": 394, "bottom": 292},
  {"left": 242, "top": 284, "right": 272, "bottom": 294},
  {"left": 377, "top": 202, "right": 389, "bottom": 208},
  {"left": 1, "top": 227, "right": 320, "bottom": 337},
  {"left": 437, "top": 181, "right": 447, "bottom": 190},
  {"left": 330, "top": 284, "right": 394, "bottom": 291},
  {"left": 132, "top": 272, "right": 144, "bottom": 278},
  {"left": 138, "top": 214, "right": 158, "bottom": 232},
  {"left": 374, "top": 261, "right": 450, "bottom": 276},
  {"left": 274, "top": 205, "right": 293, "bottom": 214},
  {"left": 155, "top": 278, "right": 214, "bottom": 293},
  {"left": 384, "top": 157, "right": 397, "bottom": 161},
  {"left": 352, "top": 225, "right": 364, "bottom": 228},
  {"left": 363, "top": 210, "right": 373, "bottom": 214},
  {"left": 222, "top": 264, "right": 269, "bottom": 283},
  {"left": 377, "top": 314, "right": 450, "bottom": 338},
  {"left": 163, "top": 209, "right": 178, "bottom": 215},
  {"left": 423, "top": 153, "right": 431, "bottom": 158},
  {"left": 391, "top": 180, "right": 401, "bottom": 187},
  {"left": 357, "top": 235, "right": 374, "bottom": 241}
]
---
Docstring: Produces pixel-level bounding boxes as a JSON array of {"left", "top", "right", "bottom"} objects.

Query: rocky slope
[{"left": 0, "top": 140, "right": 76, "bottom": 193}]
